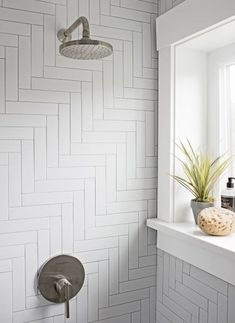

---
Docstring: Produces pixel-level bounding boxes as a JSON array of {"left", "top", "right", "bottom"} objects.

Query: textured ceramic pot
[{"left": 191, "top": 199, "right": 215, "bottom": 224}]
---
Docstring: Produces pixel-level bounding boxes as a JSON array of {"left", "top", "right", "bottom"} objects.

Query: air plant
[{"left": 173, "top": 140, "right": 231, "bottom": 202}]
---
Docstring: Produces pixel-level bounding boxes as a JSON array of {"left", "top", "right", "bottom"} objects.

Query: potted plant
[{"left": 173, "top": 140, "right": 230, "bottom": 223}]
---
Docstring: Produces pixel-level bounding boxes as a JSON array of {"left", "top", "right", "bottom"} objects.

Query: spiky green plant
[{"left": 173, "top": 140, "right": 231, "bottom": 202}]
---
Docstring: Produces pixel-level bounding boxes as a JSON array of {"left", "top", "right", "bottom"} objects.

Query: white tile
[
  {"left": 0, "top": 272, "right": 12, "bottom": 322},
  {"left": 104, "top": 109, "right": 145, "bottom": 121},
  {"left": 56, "top": 55, "right": 102, "bottom": 71},
  {"left": 90, "top": 0, "right": 100, "bottom": 24},
  {"left": 117, "top": 144, "right": 126, "bottom": 190},
  {"left": 93, "top": 71, "right": 103, "bottom": 119},
  {"left": 60, "top": 155, "right": 105, "bottom": 167},
  {"left": 59, "top": 104, "right": 70, "bottom": 154},
  {"left": 96, "top": 167, "right": 106, "bottom": 215},
  {"left": 44, "top": 14, "right": 55, "bottom": 66},
  {"left": 25, "top": 244, "right": 38, "bottom": 297},
  {"left": 19, "top": 89, "right": 69, "bottom": 104},
  {"left": 101, "top": 0, "right": 110, "bottom": 15},
  {"left": 71, "top": 92, "right": 81, "bottom": 142},
  {"left": 107, "top": 200, "right": 147, "bottom": 214},
  {"left": 0, "top": 19, "right": 30, "bottom": 35},
  {"left": 85, "top": 179, "right": 96, "bottom": 228},
  {"left": 77, "top": 286, "right": 88, "bottom": 323},
  {"left": 109, "top": 248, "right": 118, "bottom": 295},
  {"left": 6, "top": 47, "right": 18, "bottom": 100},
  {"left": 83, "top": 131, "right": 125, "bottom": 143},
  {"left": 127, "top": 132, "right": 136, "bottom": 178},
  {"left": 88, "top": 273, "right": 98, "bottom": 322},
  {"left": 96, "top": 213, "right": 138, "bottom": 226},
  {"left": 0, "top": 165, "right": 8, "bottom": 219},
  {"left": 100, "top": 301, "right": 140, "bottom": 320},
  {"left": 0, "top": 59, "right": 5, "bottom": 113},
  {"left": 103, "top": 60, "right": 114, "bottom": 108},
  {"left": 114, "top": 51, "right": 124, "bottom": 97},
  {"left": 74, "top": 237, "right": 118, "bottom": 252},
  {"left": 94, "top": 120, "right": 135, "bottom": 132},
  {"left": 32, "top": 25, "right": 43, "bottom": 77},
  {"left": 121, "top": 0, "right": 156, "bottom": 13},
  {"left": 101, "top": 15, "right": 141, "bottom": 32},
  {"left": 0, "top": 33, "right": 17, "bottom": 46},
  {"left": 120, "top": 276, "right": 156, "bottom": 293},
  {"left": 124, "top": 41, "right": 133, "bottom": 88},
  {"left": 32, "top": 77, "right": 81, "bottom": 92},
  {"left": 136, "top": 121, "right": 146, "bottom": 167},
  {"left": 22, "top": 141, "right": 34, "bottom": 193},
  {"left": 72, "top": 143, "right": 116, "bottom": 155},
  {"left": 3, "top": 0, "right": 55, "bottom": 14},
  {"left": 107, "top": 155, "right": 116, "bottom": 202},
  {"left": 47, "top": 167, "right": 95, "bottom": 179},
  {"left": 129, "top": 223, "right": 139, "bottom": 269},
  {"left": 0, "top": 6, "right": 43, "bottom": 24},
  {"left": 47, "top": 116, "right": 59, "bottom": 167},
  {"left": 0, "top": 114, "right": 45, "bottom": 127},
  {"left": 19, "top": 36, "right": 31, "bottom": 88},
  {"left": 38, "top": 229, "right": 50, "bottom": 265},
  {"left": 79, "top": 0, "right": 89, "bottom": 17},
  {"left": 117, "top": 189, "right": 156, "bottom": 201},
  {"left": 0, "top": 153, "right": 8, "bottom": 165},
  {"left": 12, "top": 257, "right": 25, "bottom": 311},
  {"left": 35, "top": 128, "right": 47, "bottom": 180},
  {"left": 115, "top": 98, "right": 154, "bottom": 111},
  {"left": 99, "top": 260, "right": 109, "bottom": 308},
  {"left": 111, "top": 6, "right": 150, "bottom": 23},
  {"left": 82, "top": 82, "right": 93, "bottom": 131},
  {"left": 23, "top": 192, "right": 73, "bottom": 206},
  {"left": 0, "top": 259, "right": 11, "bottom": 272},
  {"left": 44, "top": 66, "right": 92, "bottom": 82},
  {"left": 74, "top": 191, "right": 85, "bottom": 241},
  {"left": 0, "top": 245, "right": 24, "bottom": 259},
  {"left": 62, "top": 204, "right": 73, "bottom": 253},
  {"left": 146, "top": 112, "right": 155, "bottom": 156},
  {"left": 7, "top": 101, "right": 58, "bottom": 115},
  {"left": 125, "top": 87, "right": 157, "bottom": 100},
  {"left": 119, "top": 235, "right": 128, "bottom": 282},
  {"left": 9, "top": 205, "right": 61, "bottom": 219},
  {"left": 139, "top": 211, "right": 148, "bottom": 256},
  {"left": 9, "top": 153, "right": 21, "bottom": 207}
]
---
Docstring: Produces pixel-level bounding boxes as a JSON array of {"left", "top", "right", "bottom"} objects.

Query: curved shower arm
[
  {"left": 57, "top": 16, "right": 90, "bottom": 43},
  {"left": 65, "top": 16, "right": 90, "bottom": 38}
]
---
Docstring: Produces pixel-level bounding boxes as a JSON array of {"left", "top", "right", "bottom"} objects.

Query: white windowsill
[{"left": 147, "top": 218, "right": 235, "bottom": 285}]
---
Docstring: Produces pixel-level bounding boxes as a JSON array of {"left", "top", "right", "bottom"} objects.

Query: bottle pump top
[{"left": 226, "top": 177, "right": 235, "bottom": 188}]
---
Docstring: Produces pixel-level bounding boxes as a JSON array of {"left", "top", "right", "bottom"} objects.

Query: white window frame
[{"left": 157, "top": 0, "right": 235, "bottom": 223}]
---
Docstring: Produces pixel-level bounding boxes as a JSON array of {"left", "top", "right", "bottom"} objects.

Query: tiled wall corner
[
  {"left": 0, "top": 0, "right": 158, "bottom": 322},
  {"left": 157, "top": 250, "right": 235, "bottom": 323}
]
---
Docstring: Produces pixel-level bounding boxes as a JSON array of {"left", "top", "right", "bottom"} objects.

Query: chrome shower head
[{"left": 57, "top": 16, "right": 113, "bottom": 60}]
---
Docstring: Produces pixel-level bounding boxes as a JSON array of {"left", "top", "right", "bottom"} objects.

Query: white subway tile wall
[{"left": 0, "top": 0, "right": 158, "bottom": 322}]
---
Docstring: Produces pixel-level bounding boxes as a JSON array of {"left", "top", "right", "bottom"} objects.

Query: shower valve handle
[{"left": 55, "top": 277, "right": 72, "bottom": 319}]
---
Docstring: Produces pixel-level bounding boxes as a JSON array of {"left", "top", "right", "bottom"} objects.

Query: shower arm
[{"left": 57, "top": 16, "right": 90, "bottom": 43}]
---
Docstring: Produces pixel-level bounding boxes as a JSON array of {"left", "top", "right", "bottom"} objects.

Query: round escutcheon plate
[{"left": 38, "top": 255, "right": 85, "bottom": 303}]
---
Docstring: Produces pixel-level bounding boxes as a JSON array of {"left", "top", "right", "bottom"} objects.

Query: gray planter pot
[{"left": 191, "top": 199, "right": 214, "bottom": 224}]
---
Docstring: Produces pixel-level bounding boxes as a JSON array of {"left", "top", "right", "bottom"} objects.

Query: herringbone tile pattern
[
  {"left": 0, "top": 0, "right": 158, "bottom": 322},
  {"left": 157, "top": 250, "right": 235, "bottom": 323}
]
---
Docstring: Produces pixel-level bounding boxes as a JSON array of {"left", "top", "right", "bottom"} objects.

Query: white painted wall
[{"left": 0, "top": 0, "right": 158, "bottom": 322}]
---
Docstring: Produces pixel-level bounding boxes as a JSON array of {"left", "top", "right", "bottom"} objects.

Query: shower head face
[{"left": 59, "top": 38, "right": 113, "bottom": 60}]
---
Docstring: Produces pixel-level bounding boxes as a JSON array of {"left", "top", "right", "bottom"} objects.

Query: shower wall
[{"left": 0, "top": 0, "right": 158, "bottom": 322}]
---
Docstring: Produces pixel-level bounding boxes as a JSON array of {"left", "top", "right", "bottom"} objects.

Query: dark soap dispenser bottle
[{"left": 221, "top": 177, "right": 235, "bottom": 211}]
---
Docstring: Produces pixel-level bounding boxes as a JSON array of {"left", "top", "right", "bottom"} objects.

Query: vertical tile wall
[{"left": 0, "top": 0, "right": 158, "bottom": 322}]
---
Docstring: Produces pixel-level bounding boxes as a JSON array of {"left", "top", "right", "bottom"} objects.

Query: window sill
[{"left": 147, "top": 218, "right": 235, "bottom": 285}]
